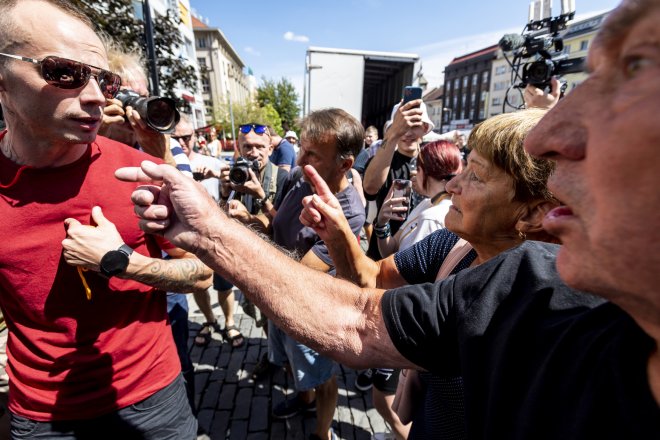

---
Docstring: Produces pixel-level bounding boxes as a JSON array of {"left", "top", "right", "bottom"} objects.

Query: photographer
[
  {"left": 100, "top": 46, "right": 187, "bottom": 172},
  {"left": 215, "top": 122, "right": 288, "bottom": 231}
]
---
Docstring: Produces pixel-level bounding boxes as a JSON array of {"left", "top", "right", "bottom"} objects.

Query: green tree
[
  {"left": 256, "top": 77, "right": 300, "bottom": 134},
  {"left": 213, "top": 101, "right": 282, "bottom": 140},
  {"left": 72, "top": 0, "right": 198, "bottom": 104}
]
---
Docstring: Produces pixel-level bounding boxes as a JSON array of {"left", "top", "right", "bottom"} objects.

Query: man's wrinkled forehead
[{"left": 594, "top": 0, "right": 656, "bottom": 52}]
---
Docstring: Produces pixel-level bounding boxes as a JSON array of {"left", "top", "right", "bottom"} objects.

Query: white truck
[{"left": 303, "top": 47, "right": 420, "bottom": 130}]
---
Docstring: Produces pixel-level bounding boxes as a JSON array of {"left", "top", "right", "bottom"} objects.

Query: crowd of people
[{"left": 0, "top": 0, "right": 659, "bottom": 439}]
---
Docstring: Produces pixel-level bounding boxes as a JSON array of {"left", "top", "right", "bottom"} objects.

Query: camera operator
[
  {"left": 216, "top": 122, "right": 288, "bottom": 230},
  {"left": 524, "top": 76, "right": 561, "bottom": 110}
]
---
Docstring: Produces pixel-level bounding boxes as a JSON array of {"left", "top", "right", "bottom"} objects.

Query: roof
[
  {"left": 447, "top": 44, "right": 498, "bottom": 66},
  {"left": 423, "top": 86, "right": 444, "bottom": 101},
  {"left": 192, "top": 17, "right": 245, "bottom": 68},
  {"left": 307, "top": 46, "right": 419, "bottom": 62},
  {"left": 191, "top": 15, "right": 207, "bottom": 28}
]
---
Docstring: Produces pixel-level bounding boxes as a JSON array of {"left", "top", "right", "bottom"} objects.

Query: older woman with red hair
[{"left": 376, "top": 140, "right": 463, "bottom": 257}]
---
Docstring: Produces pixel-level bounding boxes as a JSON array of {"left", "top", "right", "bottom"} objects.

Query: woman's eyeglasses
[
  {"left": 239, "top": 124, "right": 268, "bottom": 135},
  {"left": 0, "top": 52, "right": 122, "bottom": 99}
]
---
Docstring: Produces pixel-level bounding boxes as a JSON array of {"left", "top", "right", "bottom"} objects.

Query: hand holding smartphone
[
  {"left": 391, "top": 179, "right": 412, "bottom": 220},
  {"left": 402, "top": 86, "right": 423, "bottom": 104}
]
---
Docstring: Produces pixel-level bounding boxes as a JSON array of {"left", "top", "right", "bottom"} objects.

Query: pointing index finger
[{"left": 303, "top": 165, "right": 332, "bottom": 199}]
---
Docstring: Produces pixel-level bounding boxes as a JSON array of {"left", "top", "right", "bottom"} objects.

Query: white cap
[
  {"left": 390, "top": 101, "right": 435, "bottom": 134},
  {"left": 284, "top": 130, "right": 298, "bottom": 139}
]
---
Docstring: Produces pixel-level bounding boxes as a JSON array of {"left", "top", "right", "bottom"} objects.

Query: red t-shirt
[{"left": 0, "top": 133, "right": 180, "bottom": 421}]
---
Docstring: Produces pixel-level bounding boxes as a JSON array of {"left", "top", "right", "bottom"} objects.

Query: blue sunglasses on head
[{"left": 239, "top": 124, "right": 268, "bottom": 135}]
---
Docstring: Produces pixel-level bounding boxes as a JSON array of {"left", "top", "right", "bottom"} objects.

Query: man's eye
[{"left": 623, "top": 55, "right": 653, "bottom": 77}]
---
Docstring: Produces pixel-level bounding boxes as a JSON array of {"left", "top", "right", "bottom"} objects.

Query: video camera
[
  {"left": 229, "top": 157, "right": 260, "bottom": 185},
  {"left": 115, "top": 90, "right": 181, "bottom": 134},
  {"left": 498, "top": 0, "right": 585, "bottom": 101}
]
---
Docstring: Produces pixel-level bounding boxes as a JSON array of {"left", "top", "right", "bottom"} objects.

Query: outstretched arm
[
  {"left": 300, "top": 166, "right": 406, "bottom": 289},
  {"left": 62, "top": 206, "right": 212, "bottom": 294},
  {"left": 115, "top": 161, "right": 415, "bottom": 369}
]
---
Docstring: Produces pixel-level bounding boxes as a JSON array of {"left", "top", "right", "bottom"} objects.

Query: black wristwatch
[{"left": 99, "top": 244, "right": 134, "bottom": 278}]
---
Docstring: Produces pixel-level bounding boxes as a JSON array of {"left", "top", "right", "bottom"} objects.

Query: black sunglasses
[
  {"left": 172, "top": 134, "right": 193, "bottom": 143},
  {"left": 239, "top": 124, "right": 268, "bottom": 135},
  {"left": 0, "top": 52, "right": 122, "bottom": 99}
]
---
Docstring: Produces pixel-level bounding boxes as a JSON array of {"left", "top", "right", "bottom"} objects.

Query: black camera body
[
  {"left": 115, "top": 90, "right": 180, "bottom": 134},
  {"left": 499, "top": 6, "right": 585, "bottom": 94},
  {"left": 229, "top": 157, "right": 260, "bottom": 185},
  {"left": 522, "top": 56, "right": 585, "bottom": 89}
]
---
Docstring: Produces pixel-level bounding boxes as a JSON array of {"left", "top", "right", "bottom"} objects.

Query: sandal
[
  {"left": 221, "top": 324, "right": 245, "bottom": 348},
  {"left": 194, "top": 321, "right": 221, "bottom": 347}
]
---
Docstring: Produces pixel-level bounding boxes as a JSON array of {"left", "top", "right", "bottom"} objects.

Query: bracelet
[{"left": 374, "top": 223, "right": 391, "bottom": 239}]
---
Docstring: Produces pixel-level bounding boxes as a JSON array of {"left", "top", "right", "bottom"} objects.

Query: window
[
  {"left": 453, "top": 96, "right": 458, "bottom": 107},
  {"left": 495, "top": 65, "right": 507, "bottom": 75},
  {"left": 462, "top": 76, "right": 468, "bottom": 87},
  {"left": 493, "top": 81, "right": 508, "bottom": 91},
  {"left": 471, "top": 92, "right": 476, "bottom": 106},
  {"left": 196, "top": 36, "right": 207, "bottom": 49},
  {"left": 482, "top": 71, "right": 489, "bottom": 83},
  {"left": 202, "top": 76, "right": 210, "bottom": 93},
  {"left": 492, "top": 97, "right": 502, "bottom": 106},
  {"left": 580, "top": 40, "right": 589, "bottom": 51},
  {"left": 472, "top": 73, "right": 478, "bottom": 87},
  {"left": 453, "top": 78, "right": 459, "bottom": 89},
  {"left": 563, "top": 44, "right": 571, "bottom": 54},
  {"left": 481, "top": 91, "right": 488, "bottom": 101},
  {"left": 197, "top": 58, "right": 206, "bottom": 69},
  {"left": 462, "top": 93, "right": 467, "bottom": 107},
  {"left": 479, "top": 106, "right": 485, "bottom": 119}
]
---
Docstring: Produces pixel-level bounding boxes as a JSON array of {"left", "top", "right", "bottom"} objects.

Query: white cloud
[
  {"left": 283, "top": 31, "right": 310, "bottom": 43},
  {"left": 244, "top": 46, "right": 261, "bottom": 57}
]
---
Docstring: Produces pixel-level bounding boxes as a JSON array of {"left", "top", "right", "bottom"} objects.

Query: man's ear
[
  {"left": 515, "top": 199, "right": 558, "bottom": 236},
  {"left": 338, "top": 157, "right": 353, "bottom": 174}
]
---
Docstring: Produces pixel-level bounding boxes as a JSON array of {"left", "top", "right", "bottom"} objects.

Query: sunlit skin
[
  {"left": 0, "top": 1, "right": 108, "bottom": 167},
  {"left": 445, "top": 151, "right": 527, "bottom": 264}
]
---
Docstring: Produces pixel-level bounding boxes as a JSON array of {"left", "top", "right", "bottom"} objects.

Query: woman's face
[{"left": 445, "top": 150, "right": 525, "bottom": 247}]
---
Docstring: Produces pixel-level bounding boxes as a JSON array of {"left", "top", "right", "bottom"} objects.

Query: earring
[{"left": 518, "top": 230, "right": 526, "bottom": 241}]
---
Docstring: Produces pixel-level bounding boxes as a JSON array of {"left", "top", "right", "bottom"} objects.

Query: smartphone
[
  {"left": 402, "top": 86, "right": 423, "bottom": 104},
  {"left": 391, "top": 179, "right": 412, "bottom": 219}
]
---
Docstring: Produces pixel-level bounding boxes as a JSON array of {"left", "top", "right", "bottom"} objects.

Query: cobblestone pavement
[
  {"left": 189, "top": 292, "right": 391, "bottom": 440},
  {"left": 0, "top": 291, "right": 391, "bottom": 440}
]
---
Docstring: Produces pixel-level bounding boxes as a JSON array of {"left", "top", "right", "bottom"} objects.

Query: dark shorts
[
  {"left": 9, "top": 374, "right": 197, "bottom": 439},
  {"left": 372, "top": 368, "right": 400, "bottom": 394},
  {"left": 213, "top": 273, "right": 234, "bottom": 291}
]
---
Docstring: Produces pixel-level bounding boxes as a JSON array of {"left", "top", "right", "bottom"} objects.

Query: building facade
[
  {"left": 193, "top": 15, "right": 252, "bottom": 126},
  {"left": 422, "top": 86, "right": 444, "bottom": 133},
  {"left": 442, "top": 45, "right": 497, "bottom": 132}
]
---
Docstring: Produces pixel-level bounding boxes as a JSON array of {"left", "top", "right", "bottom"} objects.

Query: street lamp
[{"left": 140, "top": 0, "right": 159, "bottom": 96}]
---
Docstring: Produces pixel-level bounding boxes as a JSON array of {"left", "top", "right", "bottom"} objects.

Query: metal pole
[
  {"left": 142, "top": 0, "right": 160, "bottom": 96},
  {"left": 227, "top": 80, "right": 236, "bottom": 143}
]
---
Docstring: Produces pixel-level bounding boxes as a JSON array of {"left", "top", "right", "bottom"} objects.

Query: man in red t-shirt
[{"left": 0, "top": 1, "right": 211, "bottom": 437}]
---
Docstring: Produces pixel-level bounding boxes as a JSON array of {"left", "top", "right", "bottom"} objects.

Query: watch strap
[{"left": 118, "top": 243, "right": 134, "bottom": 257}]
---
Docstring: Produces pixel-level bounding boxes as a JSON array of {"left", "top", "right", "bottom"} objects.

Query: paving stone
[
  {"left": 216, "top": 383, "right": 236, "bottom": 411},
  {"left": 228, "top": 420, "right": 248, "bottom": 440},
  {"left": 248, "top": 396, "right": 270, "bottom": 431},
  {"left": 233, "top": 387, "right": 253, "bottom": 419}
]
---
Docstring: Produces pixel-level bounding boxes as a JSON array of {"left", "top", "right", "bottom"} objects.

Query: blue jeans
[
  {"left": 9, "top": 374, "right": 197, "bottom": 439},
  {"left": 268, "top": 321, "right": 335, "bottom": 391}
]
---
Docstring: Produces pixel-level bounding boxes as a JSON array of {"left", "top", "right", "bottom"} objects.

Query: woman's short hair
[
  {"left": 469, "top": 109, "right": 555, "bottom": 203},
  {"left": 418, "top": 140, "right": 463, "bottom": 188}
]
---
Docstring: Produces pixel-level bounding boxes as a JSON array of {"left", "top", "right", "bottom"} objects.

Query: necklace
[{"left": 430, "top": 190, "right": 449, "bottom": 205}]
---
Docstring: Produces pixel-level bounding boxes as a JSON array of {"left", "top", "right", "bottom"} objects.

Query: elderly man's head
[
  {"left": 173, "top": 116, "right": 196, "bottom": 157},
  {"left": 0, "top": 0, "right": 114, "bottom": 147},
  {"left": 525, "top": 0, "right": 660, "bottom": 314},
  {"left": 238, "top": 123, "right": 273, "bottom": 171}
]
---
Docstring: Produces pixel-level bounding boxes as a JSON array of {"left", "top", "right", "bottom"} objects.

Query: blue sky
[{"left": 189, "top": 0, "right": 620, "bottom": 98}]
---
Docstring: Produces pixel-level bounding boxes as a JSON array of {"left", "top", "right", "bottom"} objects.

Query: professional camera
[
  {"left": 115, "top": 90, "right": 180, "bottom": 134},
  {"left": 521, "top": 57, "right": 585, "bottom": 88},
  {"left": 498, "top": 0, "right": 585, "bottom": 100},
  {"left": 229, "top": 157, "right": 260, "bottom": 185}
]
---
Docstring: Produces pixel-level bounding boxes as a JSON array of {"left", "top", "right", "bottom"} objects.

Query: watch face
[{"left": 100, "top": 250, "right": 130, "bottom": 277}]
